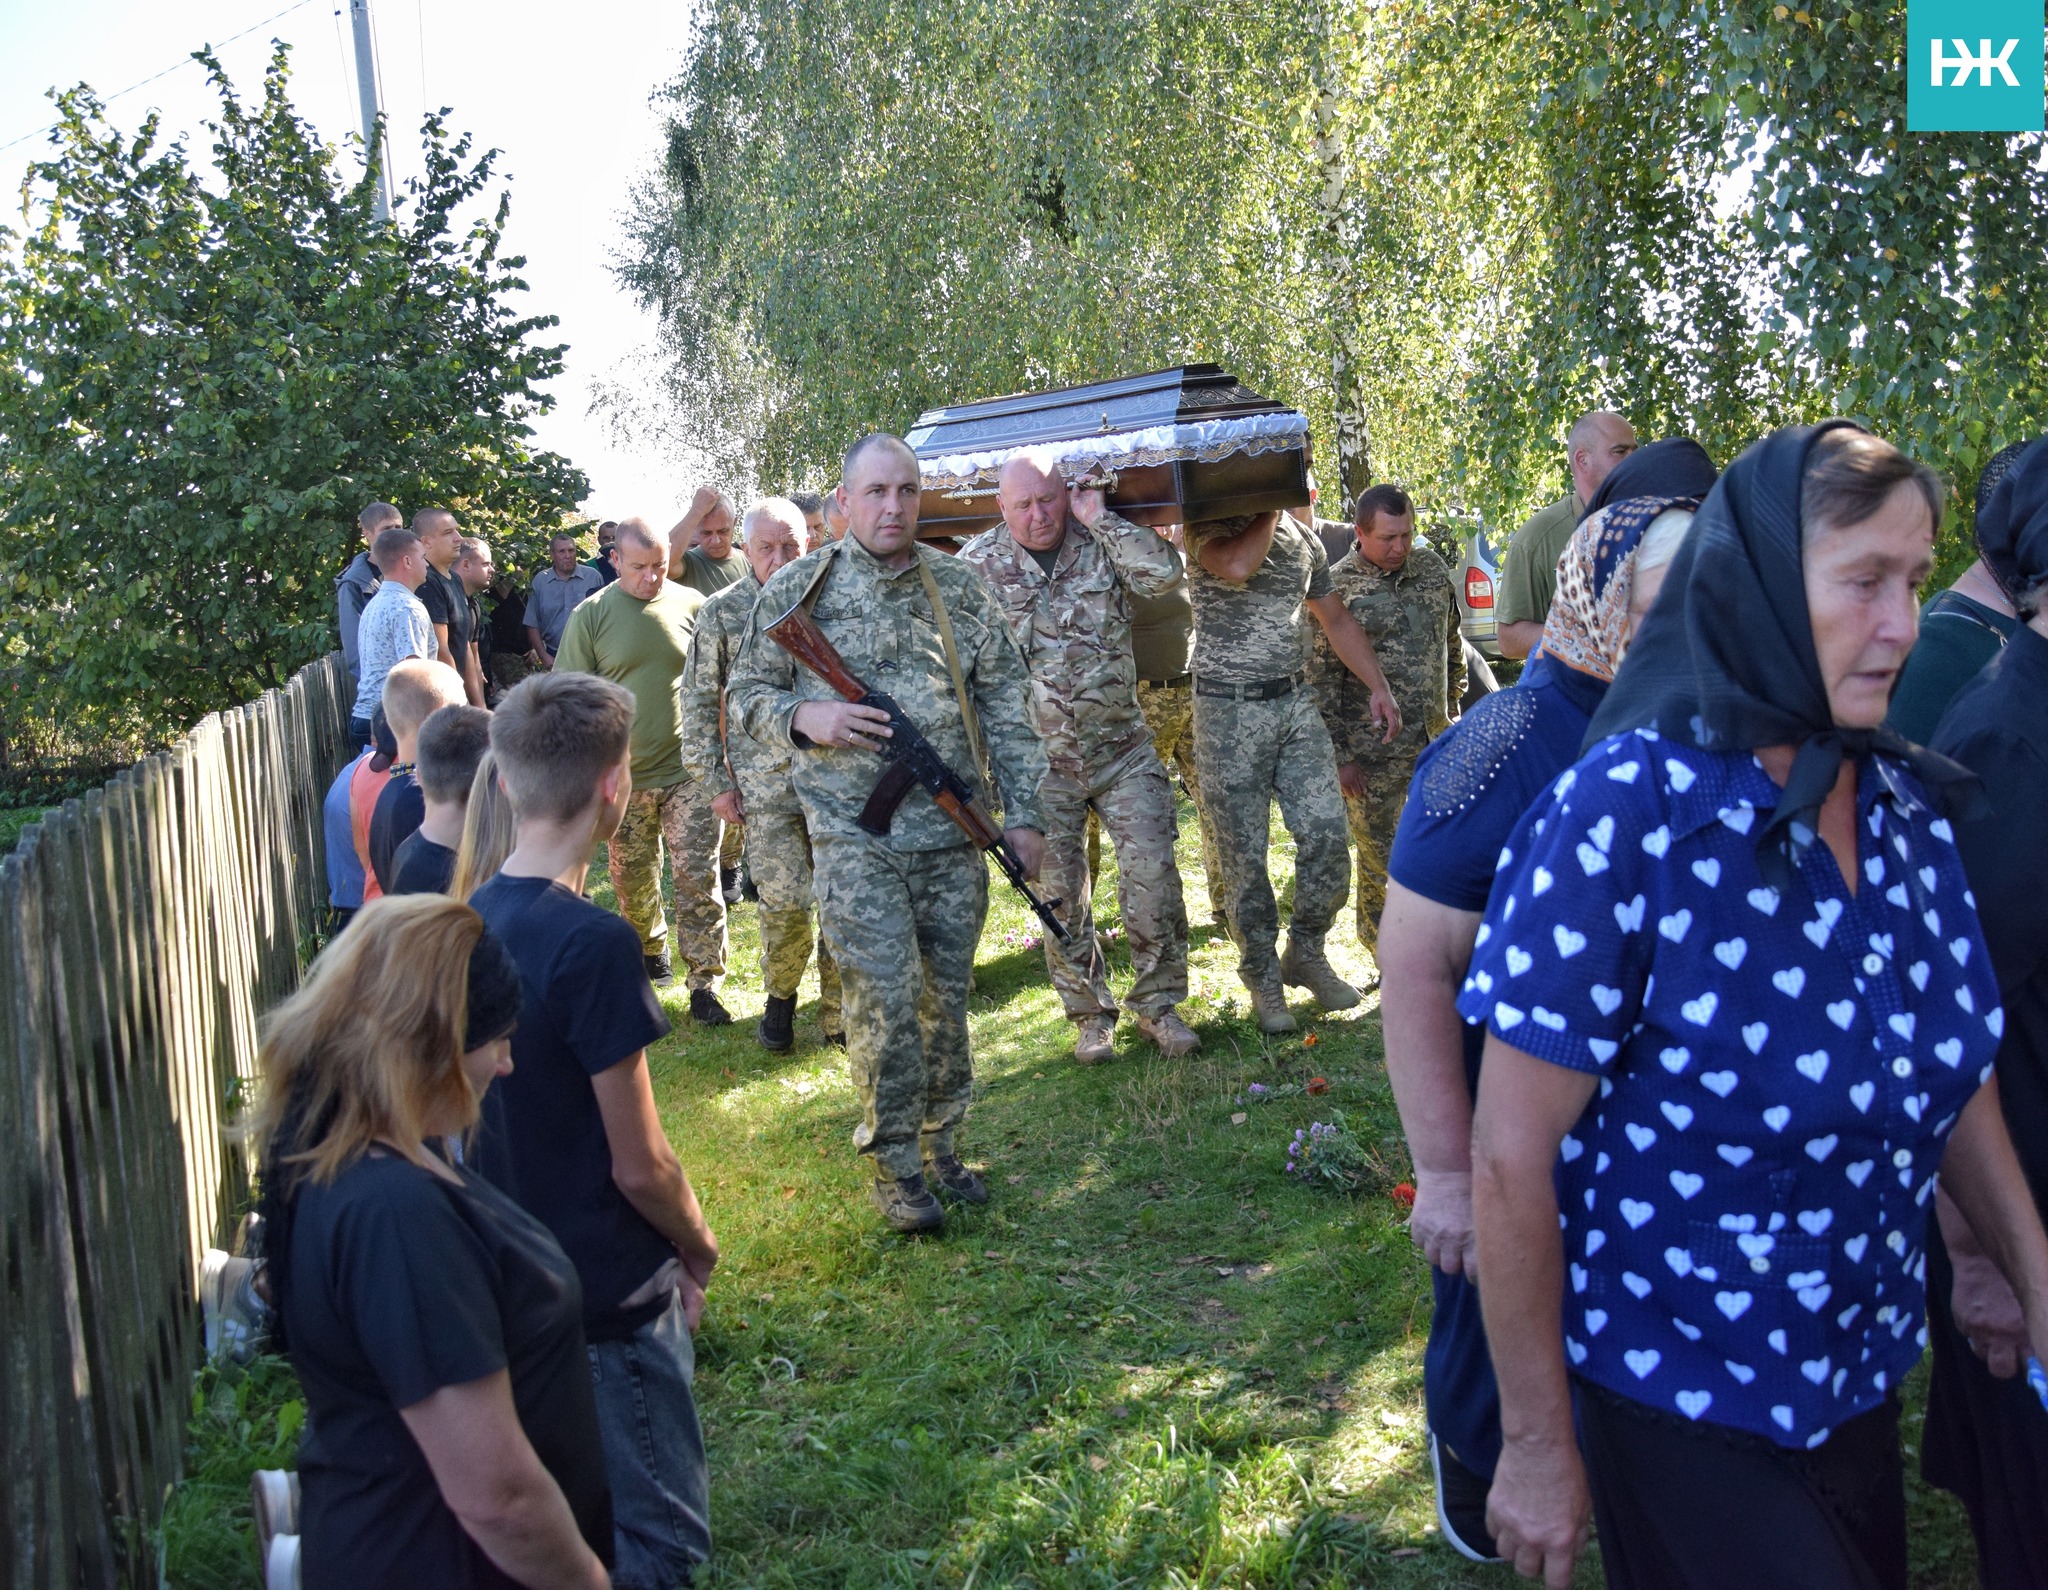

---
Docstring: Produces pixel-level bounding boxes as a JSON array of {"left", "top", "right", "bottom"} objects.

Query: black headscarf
[
  {"left": 1975, "top": 435, "right": 2048, "bottom": 606},
  {"left": 1586, "top": 421, "right": 1982, "bottom": 896},
  {"left": 1579, "top": 437, "right": 1721, "bottom": 523}
]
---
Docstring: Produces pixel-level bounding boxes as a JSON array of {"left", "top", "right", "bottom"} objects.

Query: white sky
[{"left": 0, "top": 0, "right": 701, "bottom": 517}]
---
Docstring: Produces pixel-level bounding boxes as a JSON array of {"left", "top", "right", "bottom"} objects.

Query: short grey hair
[
  {"left": 613, "top": 516, "right": 665, "bottom": 555},
  {"left": 740, "top": 497, "right": 807, "bottom": 545}
]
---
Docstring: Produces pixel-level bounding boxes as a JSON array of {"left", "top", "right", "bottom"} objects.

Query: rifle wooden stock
[{"left": 764, "top": 603, "right": 867, "bottom": 702}]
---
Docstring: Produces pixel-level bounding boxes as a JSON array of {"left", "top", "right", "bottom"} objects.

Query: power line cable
[{"left": 0, "top": 0, "right": 326, "bottom": 157}]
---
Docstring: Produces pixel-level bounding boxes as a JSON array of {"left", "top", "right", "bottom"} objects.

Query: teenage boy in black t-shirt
[
  {"left": 368, "top": 660, "right": 467, "bottom": 895},
  {"left": 472, "top": 670, "right": 720, "bottom": 1589},
  {"left": 391, "top": 703, "right": 491, "bottom": 896},
  {"left": 415, "top": 507, "right": 485, "bottom": 706}
]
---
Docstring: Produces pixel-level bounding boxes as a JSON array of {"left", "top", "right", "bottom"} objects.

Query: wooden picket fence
[{"left": 0, "top": 653, "right": 353, "bottom": 1589}]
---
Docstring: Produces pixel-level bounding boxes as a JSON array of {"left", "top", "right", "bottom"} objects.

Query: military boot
[
  {"left": 1279, "top": 936, "right": 1361, "bottom": 1011},
  {"left": 757, "top": 994, "right": 796, "bottom": 1053},
  {"left": 1245, "top": 979, "right": 1297, "bottom": 1034},
  {"left": 1135, "top": 1009, "right": 1202, "bottom": 1058},
  {"left": 872, "top": 1171, "right": 945, "bottom": 1233},
  {"left": 1074, "top": 1013, "right": 1117, "bottom": 1064},
  {"left": 925, "top": 1153, "right": 989, "bottom": 1205}
]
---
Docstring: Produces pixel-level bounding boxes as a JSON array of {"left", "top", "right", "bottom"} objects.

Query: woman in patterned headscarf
[{"left": 1375, "top": 439, "right": 1715, "bottom": 1563}]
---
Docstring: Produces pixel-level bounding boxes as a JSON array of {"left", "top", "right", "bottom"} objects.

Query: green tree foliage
[
  {"left": 627, "top": 0, "right": 2048, "bottom": 573},
  {"left": 620, "top": 0, "right": 1532, "bottom": 505},
  {"left": 0, "top": 48, "right": 585, "bottom": 746}
]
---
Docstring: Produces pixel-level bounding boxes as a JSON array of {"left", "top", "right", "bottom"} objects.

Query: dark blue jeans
[
  {"left": 587, "top": 1290, "right": 710, "bottom": 1589},
  {"left": 1424, "top": 1265, "right": 1502, "bottom": 1480},
  {"left": 347, "top": 714, "right": 374, "bottom": 750}
]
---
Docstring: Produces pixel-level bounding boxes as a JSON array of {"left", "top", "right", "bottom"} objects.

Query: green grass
[{"left": 159, "top": 796, "right": 1982, "bottom": 1587}]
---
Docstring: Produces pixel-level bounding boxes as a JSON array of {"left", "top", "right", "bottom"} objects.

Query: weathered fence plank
[{"left": 0, "top": 654, "right": 351, "bottom": 1587}]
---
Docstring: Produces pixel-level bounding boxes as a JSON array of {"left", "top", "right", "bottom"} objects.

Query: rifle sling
[{"left": 915, "top": 552, "right": 987, "bottom": 779}]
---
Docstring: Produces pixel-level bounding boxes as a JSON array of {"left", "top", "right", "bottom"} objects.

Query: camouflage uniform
[
  {"left": 1311, "top": 542, "right": 1464, "bottom": 956},
  {"left": 681, "top": 575, "right": 840, "bottom": 1029},
  {"left": 556, "top": 579, "right": 727, "bottom": 989},
  {"left": 728, "top": 537, "right": 1047, "bottom": 1179},
  {"left": 960, "top": 511, "right": 1189, "bottom": 1023},
  {"left": 1184, "top": 513, "right": 1351, "bottom": 990}
]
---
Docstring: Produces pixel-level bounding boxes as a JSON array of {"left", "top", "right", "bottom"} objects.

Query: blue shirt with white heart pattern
[{"left": 1457, "top": 729, "right": 2003, "bottom": 1448}]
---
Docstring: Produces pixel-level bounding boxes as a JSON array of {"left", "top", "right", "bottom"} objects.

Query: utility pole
[{"left": 348, "top": 0, "right": 393, "bottom": 222}]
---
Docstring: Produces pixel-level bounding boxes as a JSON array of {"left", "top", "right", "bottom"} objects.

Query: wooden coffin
[{"left": 906, "top": 364, "right": 1310, "bottom": 537}]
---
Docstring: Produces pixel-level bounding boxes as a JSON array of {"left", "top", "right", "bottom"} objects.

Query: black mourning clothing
[{"left": 284, "top": 1150, "right": 612, "bottom": 1590}]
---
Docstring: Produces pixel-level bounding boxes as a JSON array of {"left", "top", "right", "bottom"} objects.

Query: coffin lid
[{"left": 907, "top": 364, "right": 1308, "bottom": 492}]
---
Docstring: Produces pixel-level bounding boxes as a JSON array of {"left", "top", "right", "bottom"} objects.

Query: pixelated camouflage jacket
[
  {"left": 958, "top": 510, "right": 1184, "bottom": 776},
  {"left": 1312, "top": 543, "right": 1464, "bottom": 768},
  {"left": 679, "top": 571, "right": 801, "bottom": 813},
  {"left": 727, "top": 535, "right": 1050, "bottom": 848}
]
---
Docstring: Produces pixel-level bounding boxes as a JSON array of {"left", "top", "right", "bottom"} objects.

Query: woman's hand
[
  {"left": 1408, "top": 1168, "right": 1478, "bottom": 1279},
  {"left": 1488, "top": 1435, "right": 1592, "bottom": 1590},
  {"left": 1953, "top": 1247, "right": 2030, "bottom": 1378}
]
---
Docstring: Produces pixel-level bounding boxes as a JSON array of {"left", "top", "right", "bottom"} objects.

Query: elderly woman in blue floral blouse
[{"left": 1462, "top": 423, "right": 2048, "bottom": 1590}]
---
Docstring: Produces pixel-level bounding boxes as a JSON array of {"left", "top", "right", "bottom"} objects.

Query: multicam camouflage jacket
[
  {"left": 1312, "top": 543, "right": 1465, "bottom": 769},
  {"left": 679, "top": 572, "right": 799, "bottom": 813},
  {"left": 958, "top": 510, "right": 1185, "bottom": 776},
  {"left": 727, "top": 535, "right": 1050, "bottom": 848}
]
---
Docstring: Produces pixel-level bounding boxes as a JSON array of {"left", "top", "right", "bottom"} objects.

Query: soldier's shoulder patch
[{"left": 1418, "top": 687, "right": 1538, "bottom": 817}]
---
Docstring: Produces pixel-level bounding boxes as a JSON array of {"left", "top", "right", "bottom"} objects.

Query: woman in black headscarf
[
  {"left": 1462, "top": 422, "right": 2048, "bottom": 1590},
  {"left": 1923, "top": 435, "right": 2048, "bottom": 1587}
]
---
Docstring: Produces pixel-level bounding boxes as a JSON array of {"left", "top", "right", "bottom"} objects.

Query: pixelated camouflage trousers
[
  {"left": 609, "top": 779, "right": 727, "bottom": 988},
  {"left": 1343, "top": 754, "right": 1417, "bottom": 961},
  {"left": 741, "top": 802, "right": 841, "bottom": 1028},
  {"left": 1191, "top": 686, "right": 1350, "bottom": 986},
  {"left": 812, "top": 835, "right": 986, "bottom": 1180},
  {"left": 1041, "top": 744, "right": 1188, "bottom": 1021}
]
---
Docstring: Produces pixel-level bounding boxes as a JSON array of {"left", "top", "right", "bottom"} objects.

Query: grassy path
[{"left": 162, "top": 798, "right": 1980, "bottom": 1587}]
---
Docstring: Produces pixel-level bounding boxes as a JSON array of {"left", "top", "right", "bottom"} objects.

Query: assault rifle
[{"left": 764, "top": 600, "right": 1070, "bottom": 944}]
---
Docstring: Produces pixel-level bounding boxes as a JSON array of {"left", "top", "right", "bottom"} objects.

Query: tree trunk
[{"left": 1309, "top": 15, "right": 1373, "bottom": 513}]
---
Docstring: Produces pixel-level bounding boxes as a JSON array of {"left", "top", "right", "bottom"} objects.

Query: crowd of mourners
[{"left": 243, "top": 412, "right": 2048, "bottom": 1590}]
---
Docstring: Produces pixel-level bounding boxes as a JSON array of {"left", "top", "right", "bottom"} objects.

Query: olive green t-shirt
[
  {"left": 676, "top": 547, "right": 748, "bottom": 599},
  {"left": 1129, "top": 576, "right": 1195, "bottom": 682},
  {"left": 1494, "top": 491, "right": 1583, "bottom": 628},
  {"left": 553, "top": 578, "right": 705, "bottom": 789}
]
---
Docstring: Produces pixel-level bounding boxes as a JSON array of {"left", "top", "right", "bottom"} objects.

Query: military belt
[
  {"left": 1192, "top": 669, "right": 1306, "bottom": 702},
  {"left": 1139, "top": 672, "right": 1192, "bottom": 689}
]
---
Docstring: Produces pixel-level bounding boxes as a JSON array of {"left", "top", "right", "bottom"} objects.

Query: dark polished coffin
[{"left": 906, "top": 364, "right": 1310, "bottom": 537}]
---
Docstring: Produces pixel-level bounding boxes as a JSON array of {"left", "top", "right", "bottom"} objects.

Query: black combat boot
[
  {"left": 689, "top": 988, "right": 733, "bottom": 1026},
  {"left": 925, "top": 1153, "right": 989, "bottom": 1205},
  {"left": 644, "top": 952, "right": 675, "bottom": 988},
  {"left": 757, "top": 994, "right": 796, "bottom": 1052}
]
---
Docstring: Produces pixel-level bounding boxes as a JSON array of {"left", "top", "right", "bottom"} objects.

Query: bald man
[
  {"left": 414, "top": 508, "right": 485, "bottom": 706},
  {"left": 681, "top": 498, "right": 842, "bottom": 1052},
  {"left": 1494, "top": 410, "right": 1636, "bottom": 659},
  {"left": 960, "top": 451, "right": 1201, "bottom": 1063},
  {"left": 728, "top": 433, "right": 1048, "bottom": 1234},
  {"left": 556, "top": 516, "right": 730, "bottom": 1016}
]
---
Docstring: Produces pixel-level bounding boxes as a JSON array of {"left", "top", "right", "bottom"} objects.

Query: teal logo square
[{"left": 1908, "top": 0, "right": 2044, "bottom": 131}]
